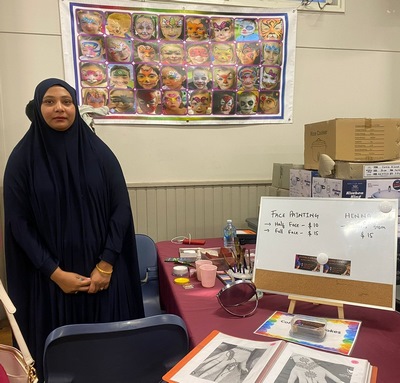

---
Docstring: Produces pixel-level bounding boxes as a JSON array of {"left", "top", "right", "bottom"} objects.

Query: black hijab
[{"left": 4, "top": 78, "right": 144, "bottom": 381}]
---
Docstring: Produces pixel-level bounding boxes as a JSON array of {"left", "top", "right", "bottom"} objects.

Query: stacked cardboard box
[
  {"left": 302, "top": 118, "right": 400, "bottom": 197},
  {"left": 304, "top": 118, "right": 400, "bottom": 170},
  {"left": 270, "top": 163, "right": 303, "bottom": 197}
]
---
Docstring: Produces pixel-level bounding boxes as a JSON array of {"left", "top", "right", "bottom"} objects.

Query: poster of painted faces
[{"left": 67, "top": 2, "right": 296, "bottom": 123}]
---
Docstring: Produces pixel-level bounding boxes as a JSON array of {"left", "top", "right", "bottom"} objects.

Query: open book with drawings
[{"left": 163, "top": 331, "right": 377, "bottom": 383}]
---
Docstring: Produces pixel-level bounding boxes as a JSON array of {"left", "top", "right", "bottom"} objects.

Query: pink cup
[
  {"left": 199, "top": 264, "right": 217, "bottom": 288},
  {"left": 195, "top": 260, "right": 213, "bottom": 281}
]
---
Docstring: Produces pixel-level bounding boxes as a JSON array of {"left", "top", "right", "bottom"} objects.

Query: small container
[
  {"left": 172, "top": 265, "right": 189, "bottom": 277},
  {"left": 290, "top": 315, "right": 327, "bottom": 341}
]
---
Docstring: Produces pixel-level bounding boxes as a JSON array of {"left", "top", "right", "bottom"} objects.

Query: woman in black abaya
[{"left": 3, "top": 78, "right": 144, "bottom": 381}]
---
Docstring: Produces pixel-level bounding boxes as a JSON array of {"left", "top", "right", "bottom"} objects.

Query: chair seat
[{"left": 43, "top": 314, "right": 189, "bottom": 383}]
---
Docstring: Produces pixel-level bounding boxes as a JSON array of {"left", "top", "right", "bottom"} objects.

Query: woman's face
[{"left": 41, "top": 86, "right": 76, "bottom": 131}]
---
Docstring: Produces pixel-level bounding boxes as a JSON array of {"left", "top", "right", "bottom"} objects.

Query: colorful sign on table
[{"left": 255, "top": 311, "right": 362, "bottom": 355}]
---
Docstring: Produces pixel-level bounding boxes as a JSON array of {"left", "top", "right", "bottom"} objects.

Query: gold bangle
[{"left": 96, "top": 264, "right": 113, "bottom": 275}]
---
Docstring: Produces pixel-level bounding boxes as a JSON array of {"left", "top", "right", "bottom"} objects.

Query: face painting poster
[{"left": 59, "top": 0, "right": 297, "bottom": 125}]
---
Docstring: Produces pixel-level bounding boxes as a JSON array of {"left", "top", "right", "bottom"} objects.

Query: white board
[{"left": 253, "top": 197, "right": 398, "bottom": 310}]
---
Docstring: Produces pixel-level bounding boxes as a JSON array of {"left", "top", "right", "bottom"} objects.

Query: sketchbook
[{"left": 163, "top": 331, "right": 377, "bottom": 383}]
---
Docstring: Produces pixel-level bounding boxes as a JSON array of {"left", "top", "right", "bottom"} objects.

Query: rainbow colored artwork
[{"left": 254, "top": 311, "right": 362, "bottom": 356}]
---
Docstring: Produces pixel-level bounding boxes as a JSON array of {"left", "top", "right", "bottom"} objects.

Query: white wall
[{"left": 1, "top": 0, "right": 400, "bottom": 185}]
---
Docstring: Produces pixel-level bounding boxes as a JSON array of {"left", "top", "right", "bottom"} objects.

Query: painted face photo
[
  {"left": 235, "top": 18, "right": 259, "bottom": 41},
  {"left": 238, "top": 91, "right": 258, "bottom": 115},
  {"left": 108, "top": 89, "right": 135, "bottom": 113},
  {"left": 105, "top": 12, "right": 132, "bottom": 37},
  {"left": 134, "top": 14, "right": 156, "bottom": 40},
  {"left": 263, "top": 41, "right": 282, "bottom": 65},
  {"left": 186, "top": 17, "right": 209, "bottom": 41},
  {"left": 80, "top": 63, "right": 107, "bottom": 87},
  {"left": 106, "top": 37, "right": 132, "bottom": 62},
  {"left": 213, "top": 67, "right": 236, "bottom": 90},
  {"left": 82, "top": 88, "right": 108, "bottom": 108},
  {"left": 162, "top": 90, "right": 187, "bottom": 115},
  {"left": 213, "top": 92, "right": 235, "bottom": 115},
  {"left": 135, "top": 42, "right": 158, "bottom": 62},
  {"left": 189, "top": 67, "right": 211, "bottom": 90},
  {"left": 259, "top": 91, "right": 280, "bottom": 114},
  {"left": 261, "top": 66, "right": 281, "bottom": 90},
  {"left": 161, "top": 66, "right": 187, "bottom": 90},
  {"left": 212, "top": 44, "right": 235, "bottom": 65},
  {"left": 210, "top": 17, "right": 234, "bottom": 42},
  {"left": 236, "top": 42, "right": 260, "bottom": 65},
  {"left": 189, "top": 90, "right": 211, "bottom": 115},
  {"left": 77, "top": 10, "right": 103, "bottom": 34},
  {"left": 109, "top": 65, "right": 133, "bottom": 89},
  {"left": 159, "top": 15, "right": 184, "bottom": 41},
  {"left": 160, "top": 43, "right": 185, "bottom": 64},
  {"left": 79, "top": 36, "right": 105, "bottom": 61},
  {"left": 187, "top": 44, "right": 210, "bottom": 65},
  {"left": 135, "top": 64, "right": 160, "bottom": 89},
  {"left": 258, "top": 18, "right": 284, "bottom": 41},
  {"left": 238, "top": 66, "right": 259, "bottom": 91},
  {"left": 136, "top": 90, "right": 161, "bottom": 114}
]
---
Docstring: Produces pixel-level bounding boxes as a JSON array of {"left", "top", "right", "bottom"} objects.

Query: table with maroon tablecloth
[{"left": 157, "top": 238, "right": 400, "bottom": 382}]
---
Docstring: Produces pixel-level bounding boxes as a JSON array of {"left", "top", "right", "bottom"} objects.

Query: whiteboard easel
[
  {"left": 253, "top": 197, "right": 398, "bottom": 312},
  {"left": 288, "top": 295, "right": 344, "bottom": 319}
]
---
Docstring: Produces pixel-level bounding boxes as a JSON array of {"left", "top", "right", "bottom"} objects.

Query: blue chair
[
  {"left": 43, "top": 314, "right": 189, "bottom": 383},
  {"left": 136, "top": 234, "right": 164, "bottom": 317}
]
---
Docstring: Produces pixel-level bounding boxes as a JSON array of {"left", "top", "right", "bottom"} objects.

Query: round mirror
[{"left": 216, "top": 280, "right": 258, "bottom": 317}]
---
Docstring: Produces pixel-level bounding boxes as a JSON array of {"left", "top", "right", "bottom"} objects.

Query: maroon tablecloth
[{"left": 157, "top": 238, "right": 400, "bottom": 382}]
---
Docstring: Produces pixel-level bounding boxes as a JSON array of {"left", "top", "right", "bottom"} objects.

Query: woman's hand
[
  {"left": 88, "top": 261, "right": 113, "bottom": 293},
  {"left": 50, "top": 267, "right": 91, "bottom": 294}
]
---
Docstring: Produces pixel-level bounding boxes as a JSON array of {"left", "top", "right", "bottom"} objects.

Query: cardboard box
[
  {"left": 304, "top": 118, "right": 400, "bottom": 170},
  {"left": 312, "top": 177, "right": 366, "bottom": 198},
  {"left": 272, "top": 163, "right": 303, "bottom": 189},
  {"left": 289, "top": 169, "right": 319, "bottom": 197},
  {"left": 335, "top": 159, "right": 400, "bottom": 180},
  {"left": 365, "top": 179, "right": 400, "bottom": 199}
]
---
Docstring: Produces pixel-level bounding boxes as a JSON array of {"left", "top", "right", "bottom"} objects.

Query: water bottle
[{"left": 223, "top": 219, "right": 237, "bottom": 249}]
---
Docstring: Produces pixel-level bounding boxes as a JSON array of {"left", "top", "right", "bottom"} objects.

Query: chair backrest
[
  {"left": 43, "top": 314, "right": 189, "bottom": 383},
  {"left": 135, "top": 234, "right": 164, "bottom": 316}
]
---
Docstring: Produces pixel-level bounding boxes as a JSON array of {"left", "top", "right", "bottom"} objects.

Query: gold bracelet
[{"left": 96, "top": 264, "right": 113, "bottom": 275}]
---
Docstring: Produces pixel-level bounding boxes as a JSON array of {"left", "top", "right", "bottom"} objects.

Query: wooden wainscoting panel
[{"left": 128, "top": 182, "right": 270, "bottom": 242}]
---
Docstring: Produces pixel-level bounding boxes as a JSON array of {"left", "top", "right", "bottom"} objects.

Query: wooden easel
[{"left": 288, "top": 295, "right": 345, "bottom": 319}]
